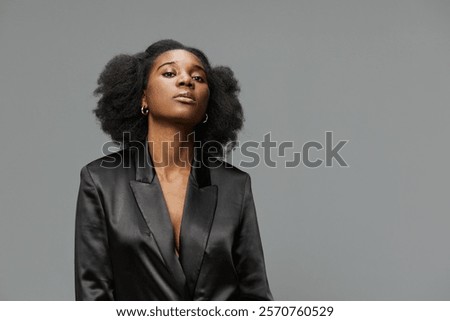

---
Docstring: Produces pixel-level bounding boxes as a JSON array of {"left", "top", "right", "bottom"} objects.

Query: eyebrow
[{"left": 156, "top": 61, "right": 206, "bottom": 73}]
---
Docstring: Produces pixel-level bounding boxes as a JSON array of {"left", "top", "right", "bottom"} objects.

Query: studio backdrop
[{"left": 0, "top": 0, "right": 449, "bottom": 300}]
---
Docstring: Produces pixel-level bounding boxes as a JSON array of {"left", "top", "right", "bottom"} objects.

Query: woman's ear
[{"left": 141, "top": 91, "right": 147, "bottom": 107}]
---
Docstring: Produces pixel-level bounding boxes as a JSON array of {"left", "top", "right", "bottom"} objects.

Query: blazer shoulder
[
  {"left": 208, "top": 157, "right": 252, "bottom": 185},
  {"left": 80, "top": 146, "right": 136, "bottom": 183}
]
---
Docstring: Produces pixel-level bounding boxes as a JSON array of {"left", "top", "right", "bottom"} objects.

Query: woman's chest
[{"left": 158, "top": 178, "right": 189, "bottom": 252}]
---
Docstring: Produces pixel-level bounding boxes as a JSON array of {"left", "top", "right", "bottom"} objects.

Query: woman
[{"left": 75, "top": 39, "right": 273, "bottom": 300}]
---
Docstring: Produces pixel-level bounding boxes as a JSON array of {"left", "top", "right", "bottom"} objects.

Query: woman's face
[{"left": 142, "top": 49, "right": 210, "bottom": 127}]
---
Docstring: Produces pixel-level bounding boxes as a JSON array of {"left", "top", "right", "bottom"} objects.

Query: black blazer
[{"left": 75, "top": 141, "right": 272, "bottom": 300}]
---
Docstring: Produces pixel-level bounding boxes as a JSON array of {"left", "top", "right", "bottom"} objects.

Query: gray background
[{"left": 0, "top": 0, "right": 449, "bottom": 300}]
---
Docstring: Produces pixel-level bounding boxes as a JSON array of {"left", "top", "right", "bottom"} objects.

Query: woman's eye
[
  {"left": 162, "top": 72, "right": 175, "bottom": 77},
  {"left": 192, "top": 76, "right": 205, "bottom": 82}
]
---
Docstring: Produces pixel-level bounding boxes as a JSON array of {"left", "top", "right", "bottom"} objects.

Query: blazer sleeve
[
  {"left": 75, "top": 166, "right": 114, "bottom": 300},
  {"left": 233, "top": 174, "right": 273, "bottom": 300}
]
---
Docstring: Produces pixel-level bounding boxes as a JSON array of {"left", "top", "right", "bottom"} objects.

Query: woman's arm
[
  {"left": 75, "top": 166, "right": 114, "bottom": 300},
  {"left": 233, "top": 174, "right": 273, "bottom": 300}
]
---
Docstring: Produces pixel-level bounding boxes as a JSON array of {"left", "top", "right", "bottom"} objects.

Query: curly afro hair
[{"left": 93, "top": 39, "right": 244, "bottom": 157}]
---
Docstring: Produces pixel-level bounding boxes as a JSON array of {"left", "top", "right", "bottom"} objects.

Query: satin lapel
[
  {"left": 129, "top": 180, "right": 187, "bottom": 294},
  {"left": 179, "top": 158, "right": 218, "bottom": 297},
  {"left": 128, "top": 140, "right": 187, "bottom": 296}
]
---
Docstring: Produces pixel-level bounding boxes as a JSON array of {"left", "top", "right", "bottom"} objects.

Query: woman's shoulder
[
  {"left": 78, "top": 146, "right": 138, "bottom": 183},
  {"left": 206, "top": 157, "right": 252, "bottom": 186}
]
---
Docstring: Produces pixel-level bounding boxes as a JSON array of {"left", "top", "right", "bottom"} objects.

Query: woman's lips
[{"left": 173, "top": 96, "right": 196, "bottom": 104}]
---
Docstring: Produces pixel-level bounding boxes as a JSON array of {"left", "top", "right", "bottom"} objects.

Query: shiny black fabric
[{"left": 75, "top": 141, "right": 272, "bottom": 300}]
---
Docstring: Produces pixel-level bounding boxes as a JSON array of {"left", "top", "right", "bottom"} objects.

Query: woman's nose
[{"left": 177, "top": 72, "right": 194, "bottom": 88}]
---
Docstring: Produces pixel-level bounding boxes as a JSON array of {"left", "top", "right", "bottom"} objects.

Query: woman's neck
[{"left": 147, "top": 118, "right": 195, "bottom": 177}]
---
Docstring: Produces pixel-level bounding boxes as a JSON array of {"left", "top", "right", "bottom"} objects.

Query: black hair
[{"left": 93, "top": 39, "right": 244, "bottom": 156}]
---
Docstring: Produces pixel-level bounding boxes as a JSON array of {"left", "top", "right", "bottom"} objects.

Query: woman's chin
[{"left": 158, "top": 114, "right": 201, "bottom": 127}]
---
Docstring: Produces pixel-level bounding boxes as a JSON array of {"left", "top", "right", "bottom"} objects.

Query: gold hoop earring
[
  {"left": 202, "top": 113, "right": 208, "bottom": 123},
  {"left": 141, "top": 105, "right": 149, "bottom": 116}
]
